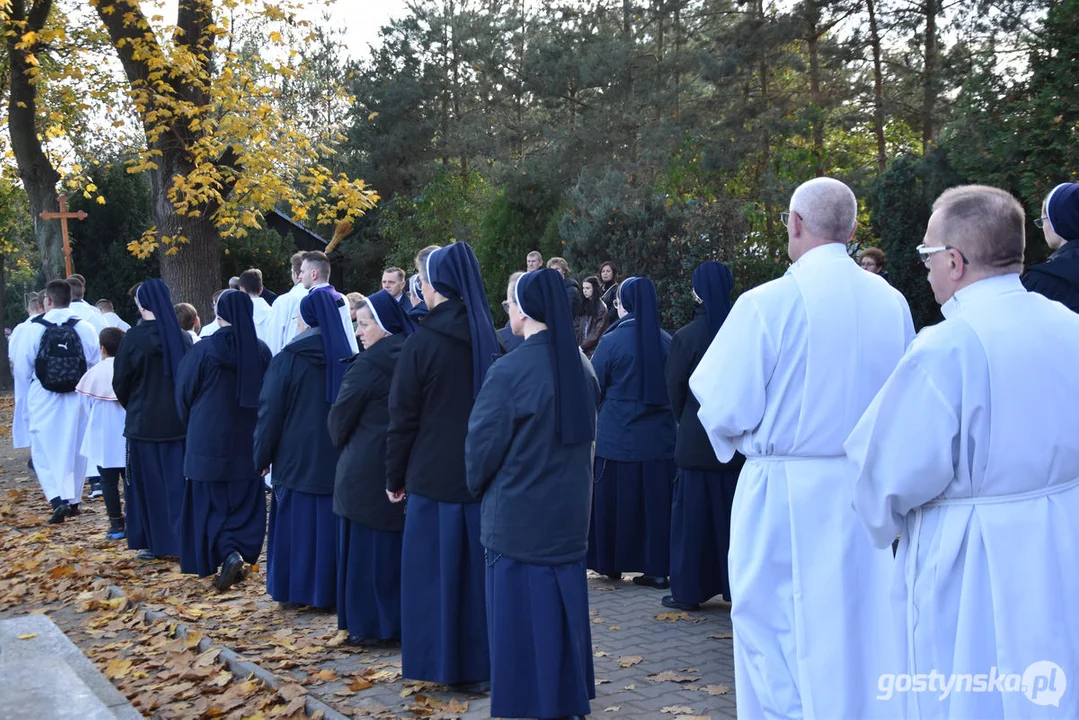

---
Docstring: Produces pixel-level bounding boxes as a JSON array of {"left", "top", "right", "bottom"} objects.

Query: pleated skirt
[
  {"left": 669, "top": 467, "right": 739, "bottom": 605},
  {"left": 179, "top": 477, "right": 267, "bottom": 577},
  {"left": 336, "top": 516, "right": 402, "bottom": 641},
  {"left": 487, "top": 554, "right": 595, "bottom": 719},
  {"left": 266, "top": 487, "right": 336, "bottom": 608},
  {"left": 587, "top": 457, "right": 676, "bottom": 578},
  {"left": 125, "top": 440, "right": 185, "bottom": 557},
  {"left": 400, "top": 494, "right": 489, "bottom": 685}
]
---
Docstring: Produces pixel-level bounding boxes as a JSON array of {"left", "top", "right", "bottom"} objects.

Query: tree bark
[
  {"left": 805, "top": 0, "right": 825, "bottom": 177},
  {"left": 0, "top": 251, "right": 10, "bottom": 391},
  {"left": 866, "top": 0, "right": 887, "bottom": 171},
  {"left": 3, "top": 0, "right": 64, "bottom": 280},
  {"left": 922, "top": 0, "right": 938, "bottom": 155}
]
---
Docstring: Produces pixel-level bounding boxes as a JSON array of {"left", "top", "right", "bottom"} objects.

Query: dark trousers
[{"left": 98, "top": 466, "right": 125, "bottom": 526}]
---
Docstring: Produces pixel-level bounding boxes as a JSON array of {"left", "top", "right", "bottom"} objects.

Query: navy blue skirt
[
  {"left": 266, "top": 487, "right": 336, "bottom": 608},
  {"left": 669, "top": 467, "right": 739, "bottom": 604},
  {"left": 125, "top": 440, "right": 185, "bottom": 557},
  {"left": 400, "top": 494, "right": 489, "bottom": 685},
  {"left": 587, "top": 457, "right": 676, "bottom": 578},
  {"left": 487, "top": 554, "right": 595, "bottom": 719},
  {"left": 179, "top": 477, "right": 267, "bottom": 578},
  {"left": 337, "top": 516, "right": 402, "bottom": 640}
]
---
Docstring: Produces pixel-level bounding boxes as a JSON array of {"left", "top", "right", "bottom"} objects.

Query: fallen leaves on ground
[
  {"left": 618, "top": 655, "right": 643, "bottom": 667},
  {"left": 708, "top": 632, "right": 733, "bottom": 639},
  {"left": 648, "top": 669, "right": 702, "bottom": 684},
  {"left": 702, "top": 684, "right": 732, "bottom": 695},
  {"left": 655, "top": 611, "right": 707, "bottom": 623}
]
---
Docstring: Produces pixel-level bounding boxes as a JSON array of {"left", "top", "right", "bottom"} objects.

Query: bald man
[{"left": 690, "top": 177, "right": 914, "bottom": 719}]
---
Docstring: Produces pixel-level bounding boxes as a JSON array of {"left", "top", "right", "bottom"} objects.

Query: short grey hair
[
  {"left": 790, "top": 177, "right": 858, "bottom": 242},
  {"left": 932, "top": 185, "right": 1025, "bottom": 271}
]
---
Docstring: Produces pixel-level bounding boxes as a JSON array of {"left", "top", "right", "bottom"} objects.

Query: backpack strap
[
  {"left": 63, "top": 317, "right": 81, "bottom": 328},
  {"left": 31, "top": 316, "right": 54, "bottom": 328}
]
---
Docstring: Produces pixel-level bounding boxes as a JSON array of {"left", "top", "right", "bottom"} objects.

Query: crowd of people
[{"left": 6, "top": 178, "right": 1079, "bottom": 719}]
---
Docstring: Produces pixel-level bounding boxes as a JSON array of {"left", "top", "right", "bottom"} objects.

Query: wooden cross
[{"left": 39, "top": 194, "right": 87, "bottom": 278}]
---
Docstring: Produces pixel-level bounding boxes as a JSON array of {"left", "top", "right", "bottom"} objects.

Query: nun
[
  {"left": 328, "top": 290, "right": 413, "bottom": 644},
  {"left": 663, "top": 262, "right": 746, "bottom": 611},
  {"left": 175, "top": 290, "right": 272, "bottom": 591},
  {"left": 386, "top": 242, "right": 499, "bottom": 690},
  {"left": 254, "top": 291, "right": 352, "bottom": 608},
  {"left": 113, "top": 279, "right": 193, "bottom": 560},
  {"left": 587, "top": 276, "right": 677, "bottom": 588},
  {"left": 467, "top": 268, "right": 600, "bottom": 719}
]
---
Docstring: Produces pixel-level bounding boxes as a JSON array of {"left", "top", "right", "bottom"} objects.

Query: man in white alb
[
  {"left": 689, "top": 177, "right": 914, "bottom": 719},
  {"left": 239, "top": 268, "right": 274, "bottom": 345},
  {"left": 266, "top": 252, "right": 308, "bottom": 355},
  {"left": 845, "top": 185, "right": 1079, "bottom": 719},
  {"left": 9, "top": 291, "right": 44, "bottom": 453}
]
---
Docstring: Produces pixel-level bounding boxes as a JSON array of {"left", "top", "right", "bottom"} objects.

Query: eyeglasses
[
  {"left": 501, "top": 300, "right": 510, "bottom": 313},
  {"left": 779, "top": 210, "right": 801, "bottom": 228},
  {"left": 1034, "top": 216, "right": 1048, "bottom": 229},
  {"left": 916, "top": 244, "right": 969, "bottom": 265}
]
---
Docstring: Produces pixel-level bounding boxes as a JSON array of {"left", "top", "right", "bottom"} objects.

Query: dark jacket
[
  {"left": 666, "top": 310, "right": 746, "bottom": 473},
  {"left": 327, "top": 333, "right": 406, "bottom": 532},
  {"left": 386, "top": 298, "right": 479, "bottom": 503},
  {"left": 466, "top": 332, "right": 600, "bottom": 565},
  {"left": 600, "top": 282, "right": 620, "bottom": 326},
  {"left": 260, "top": 288, "right": 278, "bottom": 306},
  {"left": 113, "top": 320, "right": 193, "bottom": 442},
  {"left": 590, "top": 317, "right": 676, "bottom": 462},
  {"left": 175, "top": 327, "right": 272, "bottom": 483},
  {"left": 575, "top": 300, "right": 610, "bottom": 357},
  {"left": 565, "top": 278, "right": 583, "bottom": 317},
  {"left": 1023, "top": 241, "right": 1079, "bottom": 313},
  {"left": 254, "top": 328, "right": 340, "bottom": 495},
  {"left": 497, "top": 321, "right": 524, "bottom": 353}
]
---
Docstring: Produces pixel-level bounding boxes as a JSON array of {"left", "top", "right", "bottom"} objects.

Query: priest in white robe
[
  {"left": 9, "top": 291, "right": 44, "bottom": 450},
  {"left": 14, "top": 280, "right": 101, "bottom": 521},
  {"left": 846, "top": 185, "right": 1079, "bottom": 720},
  {"left": 689, "top": 177, "right": 914, "bottom": 720},
  {"left": 266, "top": 252, "right": 309, "bottom": 355}
]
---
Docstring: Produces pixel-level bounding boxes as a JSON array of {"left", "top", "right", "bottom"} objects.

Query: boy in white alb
[{"left": 76, "top": 327, "right": 128, "bottom": 539}]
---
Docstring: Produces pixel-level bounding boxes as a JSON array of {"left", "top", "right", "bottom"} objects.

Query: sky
[{"left": 332, "top": 0, "right": 411, "bottom": 59}]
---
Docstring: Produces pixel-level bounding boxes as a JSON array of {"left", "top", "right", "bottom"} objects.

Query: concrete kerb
[{"left": 105, "top": 584, "right": 348, "bottom": 720}]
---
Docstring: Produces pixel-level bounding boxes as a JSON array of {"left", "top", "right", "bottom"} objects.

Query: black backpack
[{"left": 32, "top": 316, "right": 87, "bottom": 393}]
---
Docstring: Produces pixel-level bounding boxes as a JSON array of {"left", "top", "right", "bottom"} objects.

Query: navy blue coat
[
  {"left": 253, "top": 328, "right": 341, "bottom": 495},
  {"left": 175, "top": 327, "right": 272, "bottom": 483},
  {"left": 1023, "top": 240, "right": 1079, "bottom": 313},
  {"left": 497, "top": 321, "right": 523, "bottom": 353},
  {"left": 590, "top": 317, "right": 676, "bottom": 462},
  {"left": 327, "top": 333, "right": 406, "bottom": 532},
  {"left": 466, "top": 332, "right": 600, "bottom": 565},
  {"left": 113, "top": 320, "right": 193, "bottom": 442}
]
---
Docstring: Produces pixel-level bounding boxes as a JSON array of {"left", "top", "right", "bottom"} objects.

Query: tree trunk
[
  {"left": 922, "top": 0, "right": 937, "bottom": 155},
  {"left": 866, "top": 0, "right": 887, "bottom": 171},
  {"left": 805, "top": 1, "right": 825, "bottom": 177},
  {"left": 0, "top": 251, "right": 10, "bottom": 391}
]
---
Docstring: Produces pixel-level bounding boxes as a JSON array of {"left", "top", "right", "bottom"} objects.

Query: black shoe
[
  {"left": 449, "top": 680, "right": 490, "bottom": 694},
  {"left": 137, "top": 549, "right": 157, "bottom": 561},
  {"left": 605, "top": 572, "right": 623, "bottom": 581},
  {"left": 633, "top": 575, "right": 670, "bottom": 589},
  {"left": 89, "top": 481, "right": 103, "bottom": 500},
  {"left": 48, "top": 499, "right": 70, "bottom": 524},
  {"left": 66, "top": 503, "right": 80, "bottom": 517},
  {"left": 662, "top": 595, "right": 700, "bottom": 611},
  {"left": 215, "top": 551, "right": 245, "bottom": 591},
  {"left": 105, "top": 523, "right": 126, "bottom": 540}
]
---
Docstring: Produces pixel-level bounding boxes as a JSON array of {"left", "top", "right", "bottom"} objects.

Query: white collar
[{"left": 940, "top": 274, "right": 1024, "bottom": 319}]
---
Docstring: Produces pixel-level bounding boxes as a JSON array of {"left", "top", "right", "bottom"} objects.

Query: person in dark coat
[
  {"left": 663, "top": 262, "right": 746, "bottom": 611},
  {"left": 587, "top": 277, "right": 677, "bottom": 588},
  {"left": 113, "top": 279, "right": 193, "bottom": 561},
  {"left": 575, "top": 275, "right": 610, "bottom": 357},
  {"left": 599, "top": 262, "right": 620, "bottom": 326},
  {"left": 255, "top": 291, "right": 352, "bottom": 608},
  {"left": 386, "top": 242, "right": 500, "bottom": 690},
  {"left": 175, "top": 290, "right": 271, "bottom": 590},
  {"left": 328, "top": 290, "right": 412, "bottom": 644},
  {"left": 467, "top": 268, "right": 600, "bottom": 719},
  {"left": 1023, "top": 182, "right": 1079, "bottom": 313}
]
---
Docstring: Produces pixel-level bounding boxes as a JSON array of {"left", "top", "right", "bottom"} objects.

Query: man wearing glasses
[
  {"left": 846, "top": 185, "right": 1079, "bottom": 719},
  {"left": 690, "top": 177, "right": 914, "bottom": 720},
  {"left": 1022, "top": 182, "right": 1079, "bottom": 313}
]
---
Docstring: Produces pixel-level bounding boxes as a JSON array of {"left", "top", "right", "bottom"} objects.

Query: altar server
[
  {"left": 467, "top": 268, "right": 600, "bottom": 719},
  {"left": 176, "top": 290, "right": 271, "bottom": 591},
  {"left": 663, "top": 261, "right": 745, "bottom": 611},
  {"left": 386, "top": 242, "right": 499, "bottom": 689},
  {"left": 113, "top": 279, "right": 192, "bottom": 559},
  {"left": 265, "top": 252, "right": 308, "bottom": 354},
  {"left": 847, "top": 185, "right": 1079, "bottom": 719},
  {"left": 9, "top": 291, "right": 44, "bottom": 452},
  {"left": 689, "top": 177, "right": 914, "bottom": 719},
  {"left": 255, "top": 291, "right": 350, "bottom": 608},
  {"left": 587, "top": 276, "right": 677, "bottom": 588},
  {"left": 328, "top": 290, "right": 412, "bottom": 643}
]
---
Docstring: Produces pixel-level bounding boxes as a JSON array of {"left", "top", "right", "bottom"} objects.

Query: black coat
[
  {"left": 565, "top": 278, "right": 583, "bottom": 317},
  {"left": 666, "top": 310, "right": 746, "bottom": 473},
  {"left": 497, "top": 321, "right": 524, "bottom": 353},
  {"left": 175, "top": 327, "right": 272, "bottom": 483},
  {"left": 467, "top": 332, "right": 600, "bottom": 565},
  {"left": 386, "top": 298, "right": 479, "bottom": 504},
  {"left": 1023, "top": 241, "right": 1079, "bottom": 313},
  {"left": 113, "top": 319, "right": 193, "bottom": 442},
  {"left": 327, "top": 333, "right": 406, "bottom": 532},
  {"left": 260, "top": 288, "right": 278, "bottom": 306},
  {"left": 254, "top": 328, "right": 340, "bottom": 495}
]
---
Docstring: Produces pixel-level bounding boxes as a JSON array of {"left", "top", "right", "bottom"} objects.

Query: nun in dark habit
[
  {"left": 587, "top": 277, "right": 677, "bottom": 588},
  {"left": 113, "top": 279, "right": 193, "bottom": 560},
  {"left": 254, "top": 291, "right": 351, "bottom": 608},
  {"left": 663, "top": 262, "right": 746, "bottom": 611},
  {"left": 467, "top": 268, "right": 600, "bottom": 720},
  {"left": 385, "top": 242, "right": 499, "bottom": 690},
  {"left": 175, "top": 290, "right": 272, "bottom": 591},
  {"left": 328, "top": 290, "right": 413, "bottom": 644}
]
